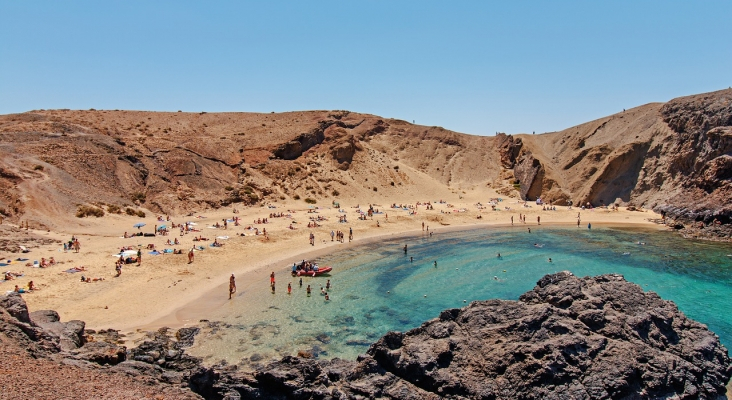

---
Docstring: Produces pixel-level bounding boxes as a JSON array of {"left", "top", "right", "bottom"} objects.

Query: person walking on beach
[
  {"left": 229, "top": 274, "right": 236, "bottom": 299},
  {"left": 270, "top": 271, "right": 275, "bottom": 286},
  {"left": 511, "top": 216, "right": 514, "bottom": 225},
  {"left": 188, "top": 248, "right": 194, "bottom": 263},
  {"left": 537, "top": 216, "right": 540, "bottom": 225},
  {"left": 330, "top": 230, "right": 334, "bottom": 241},
  {"left": 137, "top": 248, "right": 142, "bottom": 266}
]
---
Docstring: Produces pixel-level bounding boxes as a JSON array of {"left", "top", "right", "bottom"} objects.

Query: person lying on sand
[{"left": 80, "top": 276, "right": 104, "bottom": 282}]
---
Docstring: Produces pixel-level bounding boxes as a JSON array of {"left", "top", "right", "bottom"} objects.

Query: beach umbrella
[{"left": 133, "top": 222, "right": 146, "bottom": 229}]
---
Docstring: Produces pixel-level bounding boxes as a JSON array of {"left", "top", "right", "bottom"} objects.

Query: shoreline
[
  {"left": 131, "top": 219, "right": 668, "bottom": 335},
  {"left": 4, "top": 192, "right": 667, "bottom": 336}
]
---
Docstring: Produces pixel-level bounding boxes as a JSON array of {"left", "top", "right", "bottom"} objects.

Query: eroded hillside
[{"left": 0, "top": 89, "right": 730, "bottom": 237}]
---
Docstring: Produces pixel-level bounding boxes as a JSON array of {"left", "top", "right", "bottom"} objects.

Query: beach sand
[{"left": 1, "top": 189, "right": 662, "bottom": 341}]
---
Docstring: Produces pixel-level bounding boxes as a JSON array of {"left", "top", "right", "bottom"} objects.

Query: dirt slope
[{"left": 0, "top": 89, "right": 729, "bottom": 235}]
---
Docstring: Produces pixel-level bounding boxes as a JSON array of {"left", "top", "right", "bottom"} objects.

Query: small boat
[{"left": 293, "top": 266, "right": 332, "bottom": 277}]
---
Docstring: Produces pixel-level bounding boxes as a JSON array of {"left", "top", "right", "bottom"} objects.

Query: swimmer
[
  {"left": 434, "top": 260, "right": 437, "bottom": 268},
  {"left": 527, "top": 228, "right": 531, "bottom": 233},
  {"left": 497, "top": 253, "right": 501, "bottom": 259},
  {"left": 622, "top": 252, "right": 631, "bottom": 256},
  {"left": 493, "top": 276, "right": 498, "bottom": 281},
  {"left": 410, "top": 256, "right": 413, "bottom": 263},
  {"left": 321, "top": 286, "right": 326, "bottom": 295},
  {"left": 548, "top": 258, "right": 552, "bottom": 263}
]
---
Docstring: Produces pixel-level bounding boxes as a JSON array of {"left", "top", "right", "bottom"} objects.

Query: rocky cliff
[{"left": 2, "top": 272, "right": 730, "bottom": 399}]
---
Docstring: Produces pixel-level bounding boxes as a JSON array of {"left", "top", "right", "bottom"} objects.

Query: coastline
[
  {"left": 132, "top": 219, "right": 668, "bottom": 335},
  {"left": 4, "top": 192, "right": 665, "bottom": 338}
]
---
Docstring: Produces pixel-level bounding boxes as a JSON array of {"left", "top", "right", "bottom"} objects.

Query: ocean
[{"left": 186, "top": 226, "right": 732, "bottom": 368}]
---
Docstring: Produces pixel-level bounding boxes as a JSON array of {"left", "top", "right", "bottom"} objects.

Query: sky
[{"left": 1, "top": 1, "right": 730, "bottom": 136}]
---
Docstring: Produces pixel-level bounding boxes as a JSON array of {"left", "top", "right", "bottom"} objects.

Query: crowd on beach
[{"left": 2, "top": 195, "right": 633, "bottom": 315}]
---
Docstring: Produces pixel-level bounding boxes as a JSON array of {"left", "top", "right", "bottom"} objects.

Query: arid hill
[{"left": 0, "top": 89, "right": 730, "bottom": 235}]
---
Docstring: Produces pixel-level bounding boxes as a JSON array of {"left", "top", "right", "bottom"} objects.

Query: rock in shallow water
[{"left": 2, "top": 273, "right": 731, "bottom": 399}]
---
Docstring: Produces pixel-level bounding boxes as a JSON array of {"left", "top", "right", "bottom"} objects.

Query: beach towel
[
  {"left": 16, "top": 258, "right": 29, "bottom": 262},
  {"left": 64, "top": 268, "right": 81, "bottom": 273},
  {"left": 163, "top": 249, "right": 173, "bottom": 253},
  {"left": 216, "top": 236, "right": 229, "bottom": 240},
  {"left": 148, "top": 250, "right": 161, "bottom": 255},
  {"left": 0, "top": 263, "right": 8, "bottom": 267}
]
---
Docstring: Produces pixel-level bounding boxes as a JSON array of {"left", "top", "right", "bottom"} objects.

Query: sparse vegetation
[
  {"left": 136, "top": 210, "right": 146, "bottom": 218},
  {"left": 304, "top": 197, "right": 317, "bottom": 204},
  {"left": 331, "top": 189, "right": 339, "bottom": 196},
  {"left": 76, "top": 205, "right": 105, "bottom": 218},
  {"left": 130, "top": 192, "right": 146, "bottom": 203},
  {"left": 125, "top": 207, "right": 136, "bottom": 216},
  {"left": 293, "top": 194, "right": 301, "bottom": 200},
  {"left": 33, "top": 165, "right": 44, "bottom": 171},
  {"left": 107, "top": 204, "right": 121, "bottom": 214},
  {"left": 224, "top": 185, "right": 234, "bottom": 191},
  {"left": 373, "top": 187, "right": 378, "bottom": 192}
]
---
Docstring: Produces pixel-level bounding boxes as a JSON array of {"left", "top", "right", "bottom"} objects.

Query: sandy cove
[{"left": 2, "top": 189, "right": 662, "bottom": 337}]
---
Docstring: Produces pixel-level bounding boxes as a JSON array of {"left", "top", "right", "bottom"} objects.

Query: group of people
[{"left": 292, "top": 260, "right": 320, "bottom": 275}]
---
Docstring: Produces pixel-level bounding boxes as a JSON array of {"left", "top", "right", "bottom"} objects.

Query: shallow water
[{"left": 187, "top": 226, "right": 732, "bottom": 367}]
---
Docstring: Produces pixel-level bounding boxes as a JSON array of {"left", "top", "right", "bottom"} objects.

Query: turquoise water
[{"left": 187, "top": 226, "right": 732, "bottom": 367}]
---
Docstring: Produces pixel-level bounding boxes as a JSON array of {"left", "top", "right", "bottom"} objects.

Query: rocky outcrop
[
  {"left": 513, "top": 151, "right": 543, "bottom": 200},
  {"left": 2, "top": 274, "right": 731, "bottom": 398},
  {"left": 497, "top": 133, "right": 523, "bottom": 169}
]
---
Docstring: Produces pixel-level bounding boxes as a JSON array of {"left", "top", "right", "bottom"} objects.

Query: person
[
  {"left": 434, "top": 260, "right": 437, "bottom": 268},
  {"left": 287, "top": 282, "right": 292, "bottom": 294},
  {"left": 326, "top": 279, "right": 331, "bottom": 290},
  {"left": 14, "top": 285, "right": 26, "bottom": 293},
  {"left": 270, "top": 271, "right": 275, "bottom": 286},
  {"left": 548, "top": 258, "right": 552, "bottom": 263},
  {"left": 330, "top": 230, "right": 335, "bottom": 241},
  {"left": 528, "top": 227, "right": 531, "bottom": 233},
  {"left": 229, "top": 274, "right": 236, "bottom": 299},
  {"left": 137, "top": 248, "right": 142, "bottom": 266},
  {"left": 497, "top": 253, "right": 501, "bottom": 259},
  {"left": 511, "top": 216, "right": 513, "bottom": 225},
  {"left": 403, "top": 244, "right": 408, "bottom": 254},
  {"left": 115, "top": 263, "right": 122, "bottom": 277},
  {"left": 537, "top": 216, "right": 540, "bottom": 225},
  {"left": 320, "top": 286, "right": 326, "bottom": 295},
  {"left": 28, "top": 281, "right": 37, "bottom": 291},
  {"left": 588, "top": 223, "right": 592, "bottom": 230},
  {"left": 410, "top": 256, "right": 413, "bottom": 263},
  {"left": 324, "top": 293, "right": 330, "bottom": 301},
  {"left": 422, "top": 222, "right": 424, "bottom": 231},
  {"left": 306, "top": 284, "right": 311, "bottom": 296},
  {"left": 188, "top": 248, "right": 194, "bottom": 263},
  {"left": 299, "top": 277, "right": 302, "bottom": 287}
]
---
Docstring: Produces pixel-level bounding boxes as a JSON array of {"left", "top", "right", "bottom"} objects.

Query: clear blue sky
[{"left": 1, "top": 1, "right": 730, "bottom": 136}]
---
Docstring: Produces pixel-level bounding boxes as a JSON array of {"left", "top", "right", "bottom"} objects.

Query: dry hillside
[{"left": 0, "top": 89, "right": 730, "bottom": 235}]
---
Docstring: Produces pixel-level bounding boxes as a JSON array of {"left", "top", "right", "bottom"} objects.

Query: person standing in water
[
  {"left": 306, "top": 284, "right": 311, "bottom": 296},
  {"left": 229, "top": 274, "right": 236, "bottom": 299},
  {"left": 434, "top": 260, "right": 437, "bottom": 268},
  {"left": 403, "top": 244, "right": 408, "bottom": 254},
  {"left": 287, "top": 282, "right": 292, "bottom": 294}
]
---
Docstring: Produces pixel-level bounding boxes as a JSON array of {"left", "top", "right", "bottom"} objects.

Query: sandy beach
[{"left": 1, "top": 189, "right": 662, "bottom": 339}]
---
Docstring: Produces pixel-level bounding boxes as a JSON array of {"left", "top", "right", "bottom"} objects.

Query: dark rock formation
[
  {"left": 514, "top": 151, "right": 544, "bottom": 200},
  {"left": 192, "top": 273, "right": 732, "bottom": 399},
  {"left": 497, "top": 133, "right": 523, "bottom": 169},
  {"left": 3, "top": 273, "right": 731, "bottom": 399}
]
